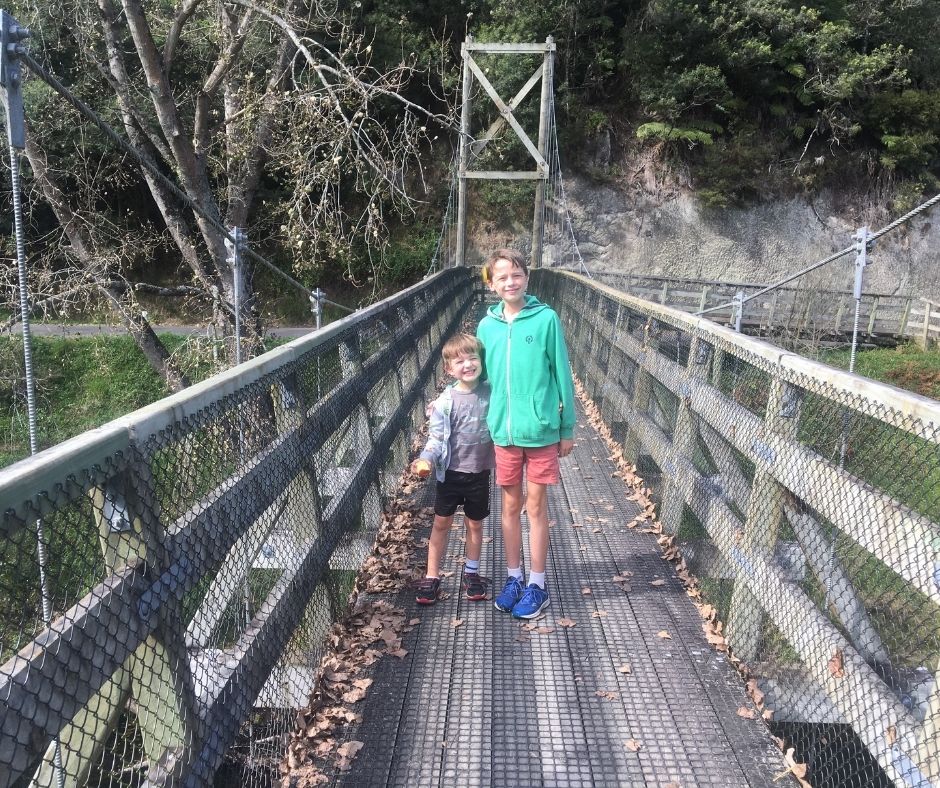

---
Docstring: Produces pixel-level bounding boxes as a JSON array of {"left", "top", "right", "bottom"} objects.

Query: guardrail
[
  {"left": 0, "top": 268, "right": 475, "bottom": 786},
  {"left": 590, "top": 271, "right": 915, "bottom": 341},
  {"left": 909, "top": 297, "right": 940, "bottom": 348},
  {"left": 532, "top": 269, "right": 940, "bottom": 788}
]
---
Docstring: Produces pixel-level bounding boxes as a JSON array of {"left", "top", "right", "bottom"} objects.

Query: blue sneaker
[
  {"left": 511, "top": 584, "right": 550, "bottom": 619},
  {"left": 495, "top": 576, "right": 525, "bottom": 612}
]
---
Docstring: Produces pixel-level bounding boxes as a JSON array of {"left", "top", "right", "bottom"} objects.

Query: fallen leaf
[
  {"left": 595, "top": 689, "right": 619, "bottom": 701},
  {"left": 657, "top": 630, "right": 672, "bottom": 640},
  {"left": 617, "top": 663, "right": 632, "bottom": 674},
  {"left": 886, "top": 725, "right": 897, "bottom": 745},
  {"left": 736, "top": 706, "right": 756, "bottom": 719},
  {"left": 352, "top": 678, "right": 373, "bottom": 690},
  {"left": 582, "top": 587, "right": 593, "bottom": 595},
  {"left": 342, "top": 687, "right": 367, "bottom": 703},
  {"left": 557, "top": 617, "right": 577, "bottom": 628},
  {"left": 591, "top": 610, "right": 609, "bottom": 618},
  {"left": 592, "top": 527, "right": 603, "bottom": 533},
  {"left": 828, "top": 648, "right": 845, "bottom": 678},
  {"left": 408, "top": 618, "right": 420, "bottom": 626},
  {"left": 537, "top": 626, "right": 555, "bottom": 635},
  {"left": 389, "top": 648, "right": 408, "bottom": 658},
  {"left": 746, "top": 679, "right": 765, "bottom": 707},
  {"left": 650, "top": 579, "right": 666, "bottom": 587},
  {"left": 624, "top": 738, "right": 642, "bottom": 752},
  {"left": 451, "top": 619, "right": 463, "bottom": 628},
  {"left": 336, "top": 740, "right": 364, "bottom": 760}
]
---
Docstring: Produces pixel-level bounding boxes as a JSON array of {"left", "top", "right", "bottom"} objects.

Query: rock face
[{"left": 469, "top": 174, "right": 940, "bottom": 299}]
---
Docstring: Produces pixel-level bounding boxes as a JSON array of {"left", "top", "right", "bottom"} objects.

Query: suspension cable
[
  {"left": 19, "top": 51, "right": 353, "bottom": 315},
  {"left": 696, "top": 191, "right": 940, "bottom": 318},
  {"left": 428, "top": 151, "right": 459, "bottom": 276},
  {"left": 546, "top": 88, "right": 591, "bottom": 278}
]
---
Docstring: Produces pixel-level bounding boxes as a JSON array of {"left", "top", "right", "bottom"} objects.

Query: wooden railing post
[
  {"left": 898, "top": 296, "right": 912, "bottom": 338},
  {"left": 660, "top": 336, "right": 709, "bottom": 535},
  {"left": 622, "top": 319, "right": 657, "bottom": 464},
  {"left": 921, "top": 298, "right": 933, "bottom": 348},
  {"left": 867, "top": 296, "right": 880, "bottom": 336},
  {"left": 339, "top": 338, "right": 385, "bottom": 549},
  {"left": 36, "top": 467, "right": 200, "bottom": 785},
  {"left": 726, "top": 377, "right": 802, "bottom": 663}
]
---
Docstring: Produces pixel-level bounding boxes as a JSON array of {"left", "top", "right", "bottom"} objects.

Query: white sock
[
  {"left": 508, "top": 566, "right": 523, "bottom": 581},
  {"left": 528, "top": 571, "right": 546, "bottom": 589},
  {"left": 465, "top": 559, "right": 480, "bottom": 573}
]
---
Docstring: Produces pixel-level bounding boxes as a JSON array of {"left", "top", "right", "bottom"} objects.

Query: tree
[{"left": 11, "top": 0, "right": 448, "bottom": 390}]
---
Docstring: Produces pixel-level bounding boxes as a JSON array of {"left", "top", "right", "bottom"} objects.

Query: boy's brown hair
[
  {"left": 482, "top": 248, "right": 528, "bottom": 284},
  {"left": 441, "top": 333, "right": 483, "bottom": 365}
]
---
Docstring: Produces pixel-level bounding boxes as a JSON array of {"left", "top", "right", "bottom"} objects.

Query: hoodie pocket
[{"left": 531, "top": 392, "right": 561, "bottom": 430}]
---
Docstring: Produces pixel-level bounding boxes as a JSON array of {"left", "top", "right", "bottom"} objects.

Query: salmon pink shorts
[{"left": 494, "top": 444, "right": 560, "bottom": 486}]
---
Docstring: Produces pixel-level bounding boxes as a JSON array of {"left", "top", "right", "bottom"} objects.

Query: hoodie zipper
[{"left": 506, "top": 319, "right": 513, "bottom": 444}]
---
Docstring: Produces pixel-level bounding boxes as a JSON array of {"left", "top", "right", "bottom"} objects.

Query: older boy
[
  {"left": 411, "top": 334, "right": 495, "bottom": 605},
  {"left": 477, "top": 249, "right": 575, "bottom": 619}
]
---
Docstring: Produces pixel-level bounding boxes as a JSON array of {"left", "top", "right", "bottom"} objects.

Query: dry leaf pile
[
  {"left": 575, "top": 378, "right": 806, "bottom": 783},
  {"left": 281, "top": 600, "right": 414, "bottom": 785},
  {"left": 281, "top": 457, "right": 435, "bottom": 786}
]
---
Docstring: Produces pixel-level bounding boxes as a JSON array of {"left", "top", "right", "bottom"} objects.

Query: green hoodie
[{"left": 476, "top": 294, "right": 576, "bottom": 447}]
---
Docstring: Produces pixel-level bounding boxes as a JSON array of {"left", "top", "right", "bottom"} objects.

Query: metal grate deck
[{"left": 328, "top": 403, "right": 788, "bottom": 787}]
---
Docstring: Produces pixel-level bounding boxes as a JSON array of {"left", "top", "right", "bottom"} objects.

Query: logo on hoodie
[{"left": 526, "top": 335, "right": 534, "bottom": 344}]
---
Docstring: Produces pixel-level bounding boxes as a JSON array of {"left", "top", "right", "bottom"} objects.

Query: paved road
[{"left": 14, "top": 323, "right": 317, "bottom": 339}]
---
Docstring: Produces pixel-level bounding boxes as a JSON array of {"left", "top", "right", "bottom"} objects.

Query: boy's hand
[
  {"left": 559, "top": 439, "right": 574, "bottom": 458},
  {"left": 412, "top": 459, "right": 432, "bottom": 478}
]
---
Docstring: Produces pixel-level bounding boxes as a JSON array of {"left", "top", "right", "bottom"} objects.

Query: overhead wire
[{"left": 696, "top": 191, "right": 940, "bottom": 319}]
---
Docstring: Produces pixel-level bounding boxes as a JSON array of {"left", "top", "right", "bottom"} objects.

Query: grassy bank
[
  {"left": 1, "top": 335, "right": 180, "bottom": 468},
  {"left": 822, "top": 342, "right": 940, "bottom": 400}
]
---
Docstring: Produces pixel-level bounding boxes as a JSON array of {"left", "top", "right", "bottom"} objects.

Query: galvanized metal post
[
  {"left": 849, "top": 226, "right": 870, "bottom": 374},
  {"left": 733, "top": 290, "right": 744, "bottom": 332},
  {"left": 455, "top": 36, "right": 472, "bottom": 267},
  {"left": 226, "top": 226, "right": 245, "bottom": 366},
  {"left": 530, "top": 37, "right": 554, "bottom": 269},
  {"left": 1, "top": 17, "right": 64, "bottom": 787},
  {"left": 310, "top": 287, "right": 326, "bottom": 330}
]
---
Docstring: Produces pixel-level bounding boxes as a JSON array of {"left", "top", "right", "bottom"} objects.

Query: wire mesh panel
[
  {"left": 530, "top": 268, "right": 940, "bottom": 788},
  {"left": 0, "top": 268, "right": 475, "bottom": 787}
]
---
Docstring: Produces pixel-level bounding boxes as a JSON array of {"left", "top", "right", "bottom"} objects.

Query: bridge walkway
[{"left": 324, "top": 403, "right": 785, "bottom": 787}]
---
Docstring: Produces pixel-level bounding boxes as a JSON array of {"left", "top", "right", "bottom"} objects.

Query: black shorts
[{"left": 435, "top": 469, "right": 491, "bottom": 521}]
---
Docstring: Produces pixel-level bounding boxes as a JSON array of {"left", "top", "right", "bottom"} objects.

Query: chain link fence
[
  {"left": 0, "top": 268, "right": 475, "bottom": 787},
  {"left": 531, "top": 268, "right": 940, "bottom": 788}
]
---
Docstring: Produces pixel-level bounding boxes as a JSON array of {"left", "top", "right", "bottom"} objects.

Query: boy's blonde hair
[
  {"left": 442, "top": 333, "right": 483, "bottom": 365},
  {"left": 482, "top": 248, "right": 528, "bottom": 284}
]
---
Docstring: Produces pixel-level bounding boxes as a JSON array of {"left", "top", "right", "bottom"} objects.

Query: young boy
[
  {"left": 411, "top": 333, "right": 495, "bottom": 605},
  {"left": 477, "top": 249, "right": 575, "bottom": 619}
]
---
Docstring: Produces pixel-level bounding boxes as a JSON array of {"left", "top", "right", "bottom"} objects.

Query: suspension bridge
[{"left": 1, "top": 22, "right": 940, "bottom": 788}]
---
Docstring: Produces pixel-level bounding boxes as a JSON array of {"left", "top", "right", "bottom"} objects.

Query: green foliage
[
  {"left": 474, "top": 180, "right": 536, "bottom": 221},
  {"left": 0, "top": 333, "right": 285, "bottom": 469},
  {"left": 636, "top": 122, "right": 715, "bottom": 147},
  {"left": 380, "top": 226, "right": 441, "bottom": 285},
  {"left": 1, "top": 335, "right": 174, "bottom": 467}
]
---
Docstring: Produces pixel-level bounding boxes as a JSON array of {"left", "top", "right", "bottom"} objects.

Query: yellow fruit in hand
[{"left": 415, "top": 459, "right": 432, "bottom": 478}]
